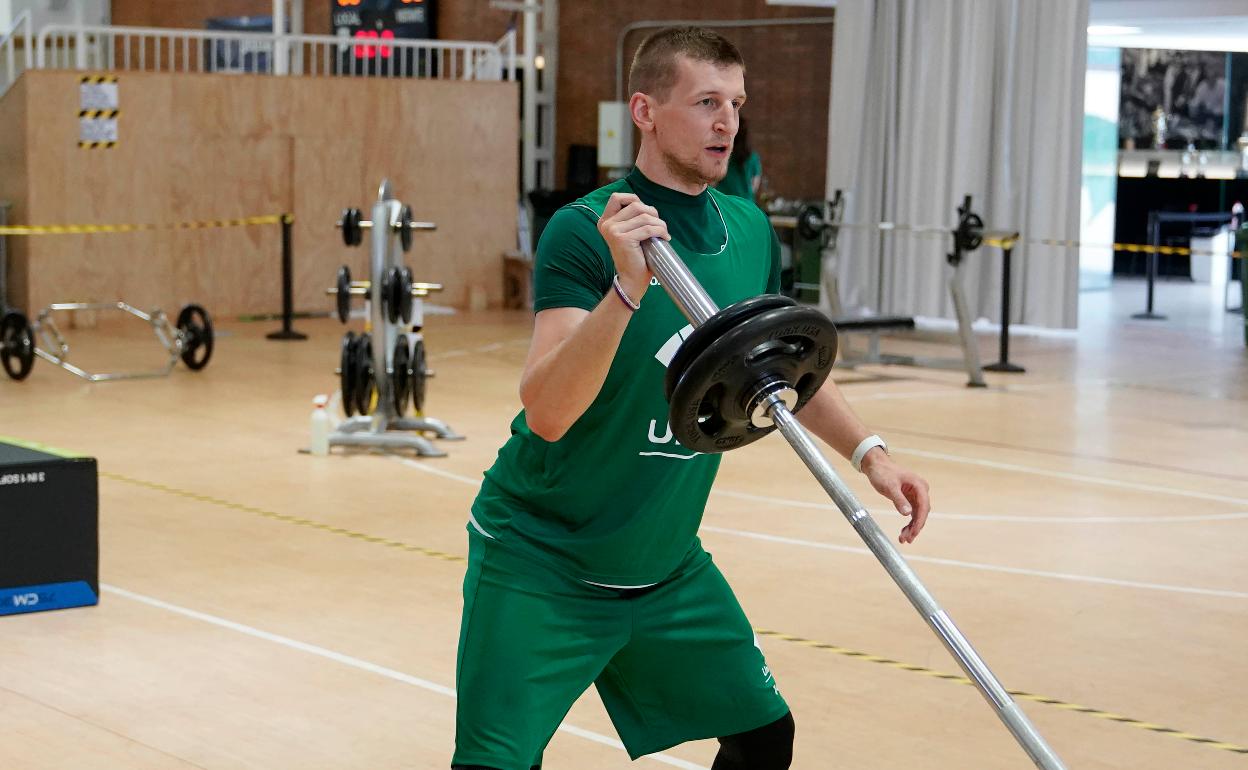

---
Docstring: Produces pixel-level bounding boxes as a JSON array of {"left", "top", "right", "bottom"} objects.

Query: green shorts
[{"left": 453, "top": 532, "right": 789, "bottom": 769}]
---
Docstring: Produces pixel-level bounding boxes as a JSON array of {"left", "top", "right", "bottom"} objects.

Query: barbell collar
[{"left": 751, "top": 382, "right": 798, "bottom": 428}]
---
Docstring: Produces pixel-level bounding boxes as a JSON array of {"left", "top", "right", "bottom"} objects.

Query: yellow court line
[
  {"left": 101, "top": 470, "right": 1248, "bottom": 758},
  {"left": 755, "top": 629, "right": 1248, "bottom": 755}
]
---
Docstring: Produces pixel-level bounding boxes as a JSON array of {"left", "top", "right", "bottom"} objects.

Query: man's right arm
[{"left": 519, "top": 193, "right": 668, "bottom": 442}]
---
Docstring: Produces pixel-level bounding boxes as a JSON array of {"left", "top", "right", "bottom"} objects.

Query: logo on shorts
[{"left": 762, "top": 664, "right": 780, "bottom": 696}]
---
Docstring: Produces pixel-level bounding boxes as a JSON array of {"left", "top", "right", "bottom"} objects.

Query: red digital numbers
[{"left": 353, "top": 29, "right": 395, "bottom": 59}]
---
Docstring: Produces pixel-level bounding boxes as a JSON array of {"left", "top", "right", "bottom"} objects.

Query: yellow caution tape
[
  {"left": 0, "top": 214, "right": 291, "bottom": 236},
  {"left": 826, "top": 220, "right": 1244, "bottom": 258}
]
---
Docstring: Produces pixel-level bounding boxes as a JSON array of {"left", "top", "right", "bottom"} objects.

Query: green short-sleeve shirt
[
  {"left": 715, "top": 151, "right": 762, "bottom": 202},
  {"left": 470, "top": 167, "right": 781, "bottom": 585}
]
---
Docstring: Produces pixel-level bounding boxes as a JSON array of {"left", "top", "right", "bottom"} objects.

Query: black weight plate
[
  {"left": 957, "top": 212, "right": 984, "bottom": 252},
  {"left": 384, "top": 266, "right": 402, "bottom": 324},
  {"left": 411, "top": 338, "right": 427, "bottom": 413},
  {"left": 668, "top": 305, "right": 838, "bottom": 454},
  {"left": 392, "top": 334, "right": 411, "bottom": 416},
  {"left": 336, "top": 265, "right": 352, "bottom": 323},
  {"left": 176, "top": 304, "right": 214, "bottom": 371},
  {"left": 664, "top": 294, "right": 795, "bottom": 402},
  {"left": 398, "top": 266, "right": 414, "bottom": 325},
  {"left": 354, "top": 333, "right": 377, "bottom": 416},
  {"left": 341, "top": 207, "right": 362, "bottom": 247},
  {"left": 339, "top": 331, "right": 358, "bottom": 417},
  {"left": 399, "top": 204, "right": 413, "bottom": 253},
  {"left": 796, "top": 203, "right": 825, "bottom": 241},
  {"left": 0, "top": 311, "right": 35, "bottom": 381}
]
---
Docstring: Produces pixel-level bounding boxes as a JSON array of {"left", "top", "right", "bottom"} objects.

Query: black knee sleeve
[{"left": 711, "top": 711, "right": 795, "bottom": 770}]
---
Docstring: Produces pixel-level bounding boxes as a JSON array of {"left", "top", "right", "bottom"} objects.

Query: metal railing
[
  {"left": 33, "top": 24, "right": 514, "bottom": 82},
  {"left": 0, "top": 10, "right": 32, "bottom": 97}
]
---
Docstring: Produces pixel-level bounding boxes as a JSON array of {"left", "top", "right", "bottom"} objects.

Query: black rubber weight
[
  {"left": 176, "top": 304, "right": 214, "bottom": 371},
  {"left": 0, "top": 311, "right": 35, "bottom": 381},
  {"left": 336, "top": 265, "right": 352, "bottom": 323},
  {"left": 411, "top": 338, "right": 428, "bottom": 413},
  {"left": 353, "top": 333, "right": 376, "bottom": 416},
  {"left": 392, "top": 333, "right": 411, "bottom": 416},
  {"left": 340, "top": 331, "right": 357, "bottom": 417},
  {"left": 667, "top": 305, "right": 838, "bottom": 454},
  {"left": 664, "top": 294, "right": 795, "bottom": 402}
]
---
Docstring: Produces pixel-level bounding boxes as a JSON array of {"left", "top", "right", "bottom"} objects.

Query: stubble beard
[{"left": 658, "top": 137, "right": 726, "bottom": 188}]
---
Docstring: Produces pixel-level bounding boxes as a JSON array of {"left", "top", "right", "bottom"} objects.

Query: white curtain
[{"left": 825, "top": 0, "right": 1089, "bottom": 328}]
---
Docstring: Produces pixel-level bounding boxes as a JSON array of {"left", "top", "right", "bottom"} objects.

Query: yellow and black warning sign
[{"left": 78, "top": 74, "right": 119, "bottom": 148}]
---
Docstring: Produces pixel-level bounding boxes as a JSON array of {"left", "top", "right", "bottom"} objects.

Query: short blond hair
[{"left": 628, "top": 27, "right": 745, "bottom": 102}]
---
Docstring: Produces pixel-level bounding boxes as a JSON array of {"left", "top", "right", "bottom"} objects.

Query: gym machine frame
[
  {"left": 326, "top": 179, "right": 461, "bottom": 457},
  {"left": 779, "top": 193, "right": 989, "bottom": 387},
  {"left": 643, "top": 236, "right": 1067, "bottom": 769},
  {"left": 1, "top": 301, "right": 213, "bottom": 382}
]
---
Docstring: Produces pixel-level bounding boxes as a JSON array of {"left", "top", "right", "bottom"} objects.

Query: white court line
[
  {"left": 847, "top": 387, "right": 1003, "bottom": 402},
  {"left": 695, "top": 527, "right": 1248, "bottom": 600},
  {"left": 893, "top": 447, "right": 1248, "bottom": 507},
  {"left": 102, "top": 584, "right": 707, "bottom": 770},
  {"left": 431, "top": 338, "right": 529, "bottom": 361},
  {"left": 710, "top": 489, "right": 1248, "bottom": 524},
  {"left": 396, "top": 459, "right": 1245, "bottom": 598}
]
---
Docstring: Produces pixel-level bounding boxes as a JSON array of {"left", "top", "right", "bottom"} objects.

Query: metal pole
[
  {"left": 640, "top": 236, "right": 1068, "bottom": 770},
  {"left": 370, "top": 188, "right": 394, "bottom": 430},
  {"left": 272, "top": 0, "right": 287, "bottom": 75},
  {"left": 947, "top": 263, "right": 987, "bottom": 388},
  {"left": 1133, "top": 212, "right": 1166, "bottom": 320},
  {"left": 267, "top": 215, "right": 307, "bottom": 340},
  {"left": 984, "top": 242, "right": 1024, "bottom": 373}
]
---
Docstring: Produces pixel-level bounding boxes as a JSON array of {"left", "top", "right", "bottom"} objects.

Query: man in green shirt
[
  {"left": 714, "top": 114, "right": 762, "bottom": 202},
  {"left": 454, "top": 27, "right": 931, "bottom": 770}
]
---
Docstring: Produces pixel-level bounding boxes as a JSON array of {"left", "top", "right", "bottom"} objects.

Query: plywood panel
[
  {"left": 12, "top": 70, "right": 517, "bottom": 316},
  {"left": 0, "top": 76, "right": 29, "bottom": 311}
]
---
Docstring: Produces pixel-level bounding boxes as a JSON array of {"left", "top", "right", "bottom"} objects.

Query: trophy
[{"left": 1151, "top": 107, "right": 1168, "bottom": 150}]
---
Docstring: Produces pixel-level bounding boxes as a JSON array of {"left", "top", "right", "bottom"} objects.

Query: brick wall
[{"left": 556, "top": 3, "right": 835, "bottom": 200}]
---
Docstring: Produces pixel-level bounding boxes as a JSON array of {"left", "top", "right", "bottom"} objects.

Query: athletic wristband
[
  {"left": 612, "top": 273, "right": 641, "bottom": 312},
  {"left": 851, "top": 434, "right": 888, "bottom": 472}
]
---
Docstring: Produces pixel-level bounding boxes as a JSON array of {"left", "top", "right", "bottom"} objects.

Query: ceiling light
[{"left": 1087, "top": 25, "right": 1142, "bottom": 35}]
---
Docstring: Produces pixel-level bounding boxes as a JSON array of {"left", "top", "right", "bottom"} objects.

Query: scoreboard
[{"left": 331, "top": 0, "right": 437, "bottom": 73}]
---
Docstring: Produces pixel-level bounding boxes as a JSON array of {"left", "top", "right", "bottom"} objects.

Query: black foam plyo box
[{"left": 0, "top": 441, "right": 99, "bottom": 615}]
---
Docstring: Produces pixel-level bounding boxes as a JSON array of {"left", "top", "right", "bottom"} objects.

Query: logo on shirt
[
  {"left": 640, "top": 324, "right": 700, "bottom": 460},
  {"left": 654, "top": 324, "right": 695, "bottom": 368}
]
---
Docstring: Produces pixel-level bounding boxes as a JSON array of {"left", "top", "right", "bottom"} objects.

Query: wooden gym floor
[{"left": 1, "top": 278, "right": 1246, "bottom": 769}]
